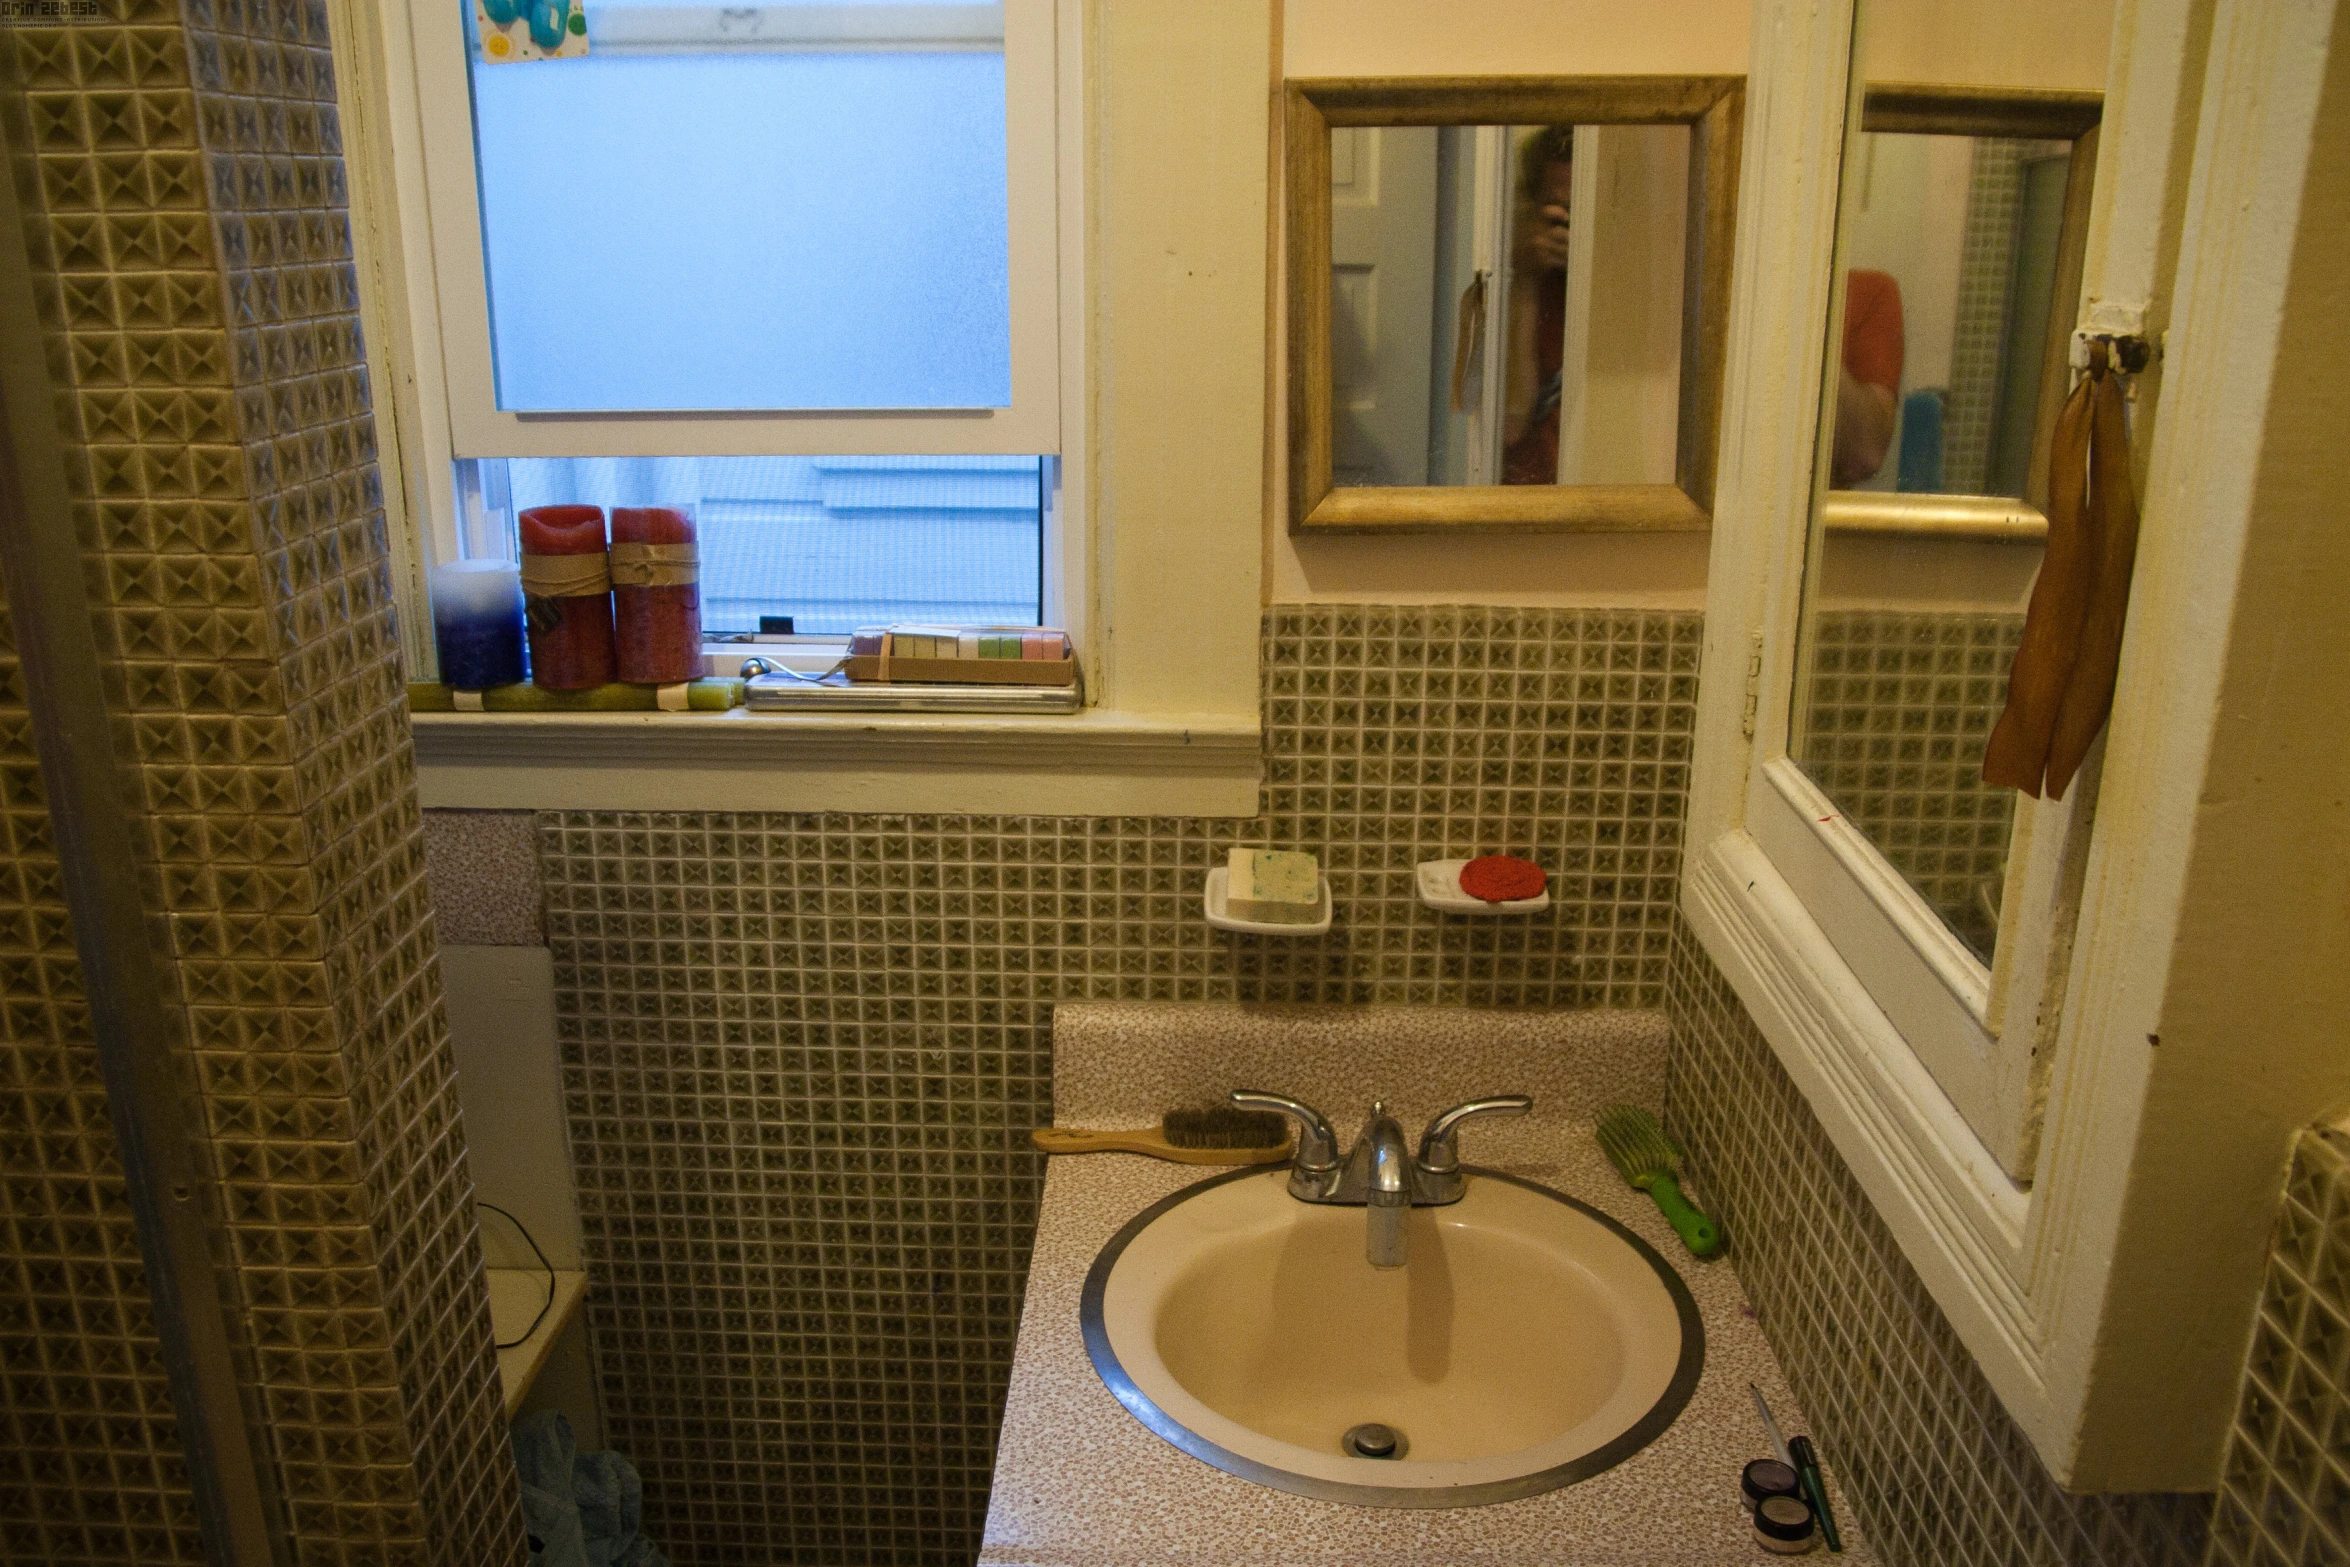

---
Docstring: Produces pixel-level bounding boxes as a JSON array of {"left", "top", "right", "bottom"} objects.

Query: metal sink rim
[{"left": 1078, "top": 1164, "right": 1706, "bottom": 1509}]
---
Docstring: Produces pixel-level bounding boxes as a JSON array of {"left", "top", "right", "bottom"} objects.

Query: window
[
  {"left": 461, "top": 3, "right": 1013, "bottom": 414},
  {"left": 386, "top": 0, "right": 1066, "bottom": 651},
  {"left": 379, "top": 0, "right": 1271, "bottom": 819}
]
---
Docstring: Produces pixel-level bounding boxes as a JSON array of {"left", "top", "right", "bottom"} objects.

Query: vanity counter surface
[{"left": 979, "top": 1004, "right": 1874, "bottom": 1567}]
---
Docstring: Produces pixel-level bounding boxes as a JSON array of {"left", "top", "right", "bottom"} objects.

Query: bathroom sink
[{"left": 1081, "top": 1165, "right": 1702, "bottom": 1507}]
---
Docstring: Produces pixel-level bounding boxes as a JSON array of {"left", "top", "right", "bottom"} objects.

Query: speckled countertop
[{"left": 979, "top": 1005, "right": 1875, "bottom": 1567}]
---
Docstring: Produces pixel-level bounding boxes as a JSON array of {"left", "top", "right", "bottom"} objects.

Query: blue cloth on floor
[{"left": 512, "top": 1411, "right": 669, "bottom": 1567}]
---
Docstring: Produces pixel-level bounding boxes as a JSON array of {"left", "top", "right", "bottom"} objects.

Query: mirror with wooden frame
[{"left": 1286, "top": 77, "right": 1745, "bottom": 534}]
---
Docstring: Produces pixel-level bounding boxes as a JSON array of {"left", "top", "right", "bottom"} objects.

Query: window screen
[
  {"left": 462, "top": 1, "right": 1012, "bottom": 413},
  {"left": 467, "top": 454, "right": 1045, "bottom": 633}
]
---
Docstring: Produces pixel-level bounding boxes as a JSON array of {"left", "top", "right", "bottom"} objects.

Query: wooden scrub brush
[{"left": 1031, "top": 1105, "right": 1292, "bottom": 1165}]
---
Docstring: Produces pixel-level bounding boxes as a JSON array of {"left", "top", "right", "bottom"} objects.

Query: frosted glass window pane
[
  {"left": 464, "top": 12, "right": 1011, "bottom": 412},
  {"left": 485, "top": 455, "right": 1043, "bottom": 632}
]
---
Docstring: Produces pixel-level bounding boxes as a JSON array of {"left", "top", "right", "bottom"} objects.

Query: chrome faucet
[
  {"left": 1359, "top": 1103, "right": 1412, "bottom": 1268},
  {"left": 1230, "top": 1089, "right": 1532, "bottom": 1268}
]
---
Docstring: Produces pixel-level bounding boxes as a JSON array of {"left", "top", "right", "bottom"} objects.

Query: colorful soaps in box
[{"left": 844, "top": 624, "right": 1077, "bottom": 686}]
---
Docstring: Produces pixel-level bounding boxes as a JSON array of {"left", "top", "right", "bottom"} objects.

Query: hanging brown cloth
[
  {"left": 1980, "top": 342, "right": 2141, "bottom": 798},
  {"left": 2043, "top": 349, "right": 2143, "bottom": 796}
]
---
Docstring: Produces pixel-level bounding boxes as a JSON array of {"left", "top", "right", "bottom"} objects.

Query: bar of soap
[
  {"left": 1459, "top": 854, "right": 1546, "bottom": 904},
  {"left": 1226, "top": 848, "right": 1321, "bottom": 923},
  {"left": 890, "top": 625, "right": 963, "bottom": 659}
]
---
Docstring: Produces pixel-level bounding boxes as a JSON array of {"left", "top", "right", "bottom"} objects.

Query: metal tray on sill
[{"left": 743, "top": 673, "right": 1084, "bottom": 715}]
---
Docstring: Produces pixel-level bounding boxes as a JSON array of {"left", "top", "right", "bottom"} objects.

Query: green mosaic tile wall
[
  {"left": 1796, "top": 608, "right": 2024, "bottom": 962},
  {"left": 1665, "top": 922, "right": 2350, "bottom": 1567},
  {"left": 531, "top": 605, "right": 1702, "bottom": 1566},
  {"left": 426, "top": 606, "right": 2335, "bottom": 1567}
]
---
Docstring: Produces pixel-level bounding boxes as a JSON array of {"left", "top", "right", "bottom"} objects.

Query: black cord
[{"left": 480, "top": 1202, "right": 556, "bottom": 1349}]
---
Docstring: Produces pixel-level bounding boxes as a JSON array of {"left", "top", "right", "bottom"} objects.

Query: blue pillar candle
[{"left": 431, "top": 560, "right": 528, "bottom": 689}]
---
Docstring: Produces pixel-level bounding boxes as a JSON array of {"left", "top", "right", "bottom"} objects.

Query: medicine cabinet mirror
[
  {"left": 1688, "top": 0, "right": 2340, "bottom": 1496},
  {"left": 1758, "top": 0, "right": 2108, "bottom": 1181},
  {"left": 1792, "top": 85, "right": 2100, "bottom": 967},
  {"left": 1285, "top": 77, "right": 1744, "bottom": 533}
]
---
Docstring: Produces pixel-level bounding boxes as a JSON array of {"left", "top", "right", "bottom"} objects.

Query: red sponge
[{"left": 1459, "top": 855, "right": 1546, "bottom": 904}]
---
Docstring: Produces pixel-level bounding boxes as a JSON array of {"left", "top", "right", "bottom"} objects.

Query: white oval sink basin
[{"left": 1082, "top": 1166, "right": 1702, "bottom": 1507}]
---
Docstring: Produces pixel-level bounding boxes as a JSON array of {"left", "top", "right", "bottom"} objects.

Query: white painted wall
[
  {"left": 1865, "top": 0, "right": 2114, "bottom": 91},
  {"left": 446, "top": 947, "right": 581, "bottom": 1269},
  {"left": 1818, "top": 535, "right": 2040, "bottom": 611},
  {"left": 1283, "top": 0, "right": 1747, "bottom": 79},
  {"left": 444, "top": 945, "right": 602, "bottom": 1445},
  {"left": 1092, "top": 0, "right": 1270, "bottom": 714},
  {"left": 1839, "top": 135, "right": 1973, "bottom": 407}
]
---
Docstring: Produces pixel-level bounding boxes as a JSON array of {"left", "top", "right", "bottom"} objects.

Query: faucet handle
[
  {"left": 1230, "top": 1089, "right": 1341, "bottom": 1174},
  {"left": 1417, "top": 1095, "right": 1533, "bottom": 1173}
]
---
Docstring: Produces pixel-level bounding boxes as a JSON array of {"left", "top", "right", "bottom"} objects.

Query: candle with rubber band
[
  {"left": 519, "top": 505, "right": 615, "bottom": 690},
  {"left": 610, "top": 505, "right": 702, "bottom": 684}
]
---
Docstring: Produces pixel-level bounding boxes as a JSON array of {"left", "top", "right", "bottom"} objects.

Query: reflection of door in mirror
[
  {"left": 1328, "top": 123, "right": 1687, "bottom": 491},
  {"left": 1329, "top": 126, "right": 1440, "bottom": 486},
  {"left": 1789, "top": 0, "right": 2108, "bottom": 974},
  {"left": 1547, "top": 126, "right": 1688, "bottom": 489}
]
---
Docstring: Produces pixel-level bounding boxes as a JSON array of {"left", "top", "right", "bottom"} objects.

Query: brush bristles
[
  {"left": 1161, "top": 1106, "right": 1289, "bottom": 1150},
  {"left": 1596, "top": 1104, "right": 1684, "bottom": 1180}
]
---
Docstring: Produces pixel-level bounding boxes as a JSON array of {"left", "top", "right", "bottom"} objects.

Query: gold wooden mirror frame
[
  {"left": 1820, "top": 84, "right": 2104, "bottom": 543},
  {"left": 1285, "top": 76, "right": 1745, "bottom": 535}
]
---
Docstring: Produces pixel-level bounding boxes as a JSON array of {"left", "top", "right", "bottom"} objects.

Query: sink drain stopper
[{"left": 1342, "top": 1423, "right": 1408, "bottom": 1460}]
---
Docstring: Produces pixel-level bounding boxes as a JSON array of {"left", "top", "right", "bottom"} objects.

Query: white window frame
[
  {"left": 1687, "top": 0, "right": 2339, "bottom": 1493},
  {"left": 411, "top": 0, "right": 1063, "bottom": 459},
  {"left": 397, "top": 0, "right": 1061, "bottom": 534},
  {"left": 332, "top": 0, "right": 1273, "bottom": 816}
]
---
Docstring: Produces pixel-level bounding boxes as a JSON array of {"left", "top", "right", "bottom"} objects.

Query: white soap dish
[
  {"left": 1416, "top": 859, "right": 1551, "bottom": 915},
  {"left": 1204, "top": 866, "right": 1333, "bottom": 935}
]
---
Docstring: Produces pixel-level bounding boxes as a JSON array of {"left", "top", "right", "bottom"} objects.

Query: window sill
[{"left": 410, "top": 706, "right": 1263, "bottom": 816}]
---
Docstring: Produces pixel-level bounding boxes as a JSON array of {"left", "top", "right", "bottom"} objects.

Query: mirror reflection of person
[
  {"left": 1833, "top": 269, "right": 1905, "bottom": 487},
  {"left": 1503, "top": 126, "right": 1575, "bottom": 485}
]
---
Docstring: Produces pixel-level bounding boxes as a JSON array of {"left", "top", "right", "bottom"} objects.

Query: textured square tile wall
[
  {"left": 534, "top": 604, "right": 1701, "bottom": 1566},
  {"left": 1798, "top": 608, "right": 2023, "bottom": 961},
  {"left": 1664, "top": 922, "right": 2221, "bottom": 1567},
  {"left": 0, "top": 599, "right": 205, "bottom": 1567},
  {"left": 0, "top": 1, "right": 522, "bottom": 1560},
  {"left": 1943, "top": 137, "right": 2033, "bottom": 495},
  {"left": 2209, "top": 1125, "right": 2350, "bottom": 1567}
]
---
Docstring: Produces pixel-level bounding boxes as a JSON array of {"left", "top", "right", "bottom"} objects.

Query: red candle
[
  {"left": 518, "top": 504, "right": 614, "bottom": 690},
  {"left": 610, "top": 505, "right": 702, "bottom": 684}
]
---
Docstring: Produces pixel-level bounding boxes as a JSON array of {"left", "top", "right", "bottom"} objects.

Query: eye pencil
[{"left": 1788, "top": 1434, "right": 1843, "bottom": 1553}]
